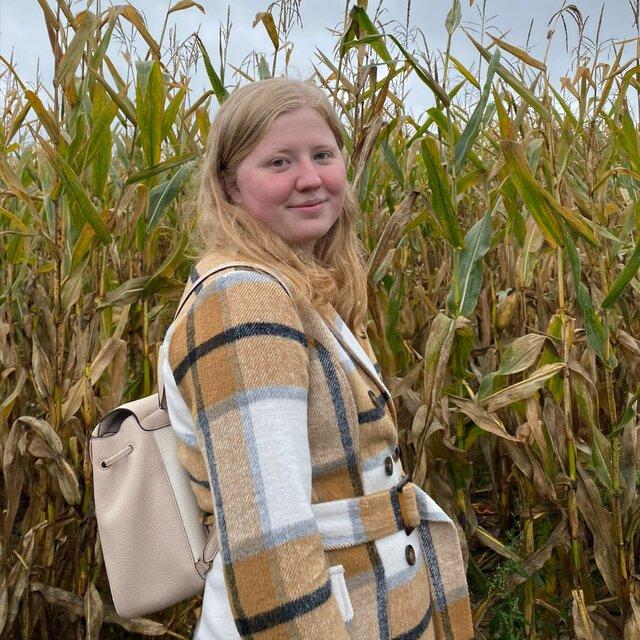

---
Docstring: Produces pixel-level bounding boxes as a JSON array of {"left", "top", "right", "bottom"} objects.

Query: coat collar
[{"left": 191, "top": 252, "right": 392, "bottom": 399}]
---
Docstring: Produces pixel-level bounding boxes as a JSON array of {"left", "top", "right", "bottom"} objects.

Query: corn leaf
[
  {"left": 564, "top": 228, "right": 617, "bottom": 369},
  {"left": 602, "top": 237, "right": 640, "bottom": 309},
  {"left": 449, "top": 203, "right": 494, "bottom": 316},
  {"left": 421, "top": 137, "right": 464, "bottom": 248},
  {"left": 40, "top": 141, "right": 111, "bottom": 244},
  {"left": 455, "top": 49, "right": 500, "bottom": 173},
  {"left": 135, "top": 60, "right": 164, "bottom": 168}
]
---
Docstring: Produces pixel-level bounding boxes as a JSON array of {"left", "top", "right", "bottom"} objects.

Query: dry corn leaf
[
  {"left": 496, "top": 333, "right": 547, "bottom": 376},
  {"left": 369, "top": 192, "right": 421, "bottom": 284},
  {"left": 506, "top": 517, "right": 568, "bottom": 590},
  {"left": 31, "top": 335, "right": 53, "bottom": 401},
  {"left": 16, "top": 416, "right": 63, "bottom": 455},
  {"left": 168, "top": 0, "right": 205, "bottom": 14},
  {"left": 84, "top": 582, "right": 103, "bottom": 640},
  {"left": 31, "top": 583, "right": 172, "bottom": 635},
  {"left": 27, "top": 435, "right": 55, "bottom": 459},
  {"left": 450, "top": 396, "right": 522, "bottom": 441},
  {"left": 422, "top": 314, "right": 470, "bottom": 431},
  {"left": 576, "top": 463, "right": 619, "bottom": 596},
  {"left": 624, "top": 582, "right": 640, "bottom": 639},
  {"left": 0, "top": 571, "right": 7, "bottom": 635},
  {"left": 54, "top": 457, "right": 81, "bottom": 506},
  {"left": 572, "top": 588, "right": 605, "bottom": 640},
  {"left": 89, "top": 337, "right": 127, "bottom": 385},
  {"left": 480, "top": 363, "right": 564, "bottom": 412},
  {"left": 0, "top": 368, "right": 27, "bottom": 425}
]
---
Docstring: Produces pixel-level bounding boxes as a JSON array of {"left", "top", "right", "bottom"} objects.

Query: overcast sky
[{"left": 0, "top": 0, "right": 637, "bottom": 118}]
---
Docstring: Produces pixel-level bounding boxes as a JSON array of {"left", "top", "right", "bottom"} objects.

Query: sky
[{"left": 0, "top": 0, "right": 638, "bottom": 119}]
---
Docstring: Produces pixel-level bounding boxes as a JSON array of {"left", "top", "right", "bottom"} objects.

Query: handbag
[{"left": 90, "top": 260, "right": 294, "bottom": 619}]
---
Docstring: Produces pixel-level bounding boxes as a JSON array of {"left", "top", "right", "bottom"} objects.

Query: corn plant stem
[
  {"left": 442, "top": 18, "right": 467, "bottom": 520},
  {"left": 601, "top": 275, "right": 630, "bottom": 606},
  {"left": 143, "top": 298, "right": 151, "bottom": 396},
  {"left": 557, "top": 246, "right": 581, "bottom": 578},
  {"left": 588, "top": 101, "right": 630, "bottom": 606},
  {"left": 522, "top": 481, "right": 536, "bottom": 639},
  {"left": 52, "top": 8, "right": 63, "bottom": 433}
]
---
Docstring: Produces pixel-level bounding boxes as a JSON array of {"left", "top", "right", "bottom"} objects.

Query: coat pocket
[{"left": 328, "top": 564, "right": 354, "bottom": 623}]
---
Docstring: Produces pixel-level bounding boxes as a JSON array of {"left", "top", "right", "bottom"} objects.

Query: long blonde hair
[{"left": 196, "top": 77, "right": 368, "bottom": 331}]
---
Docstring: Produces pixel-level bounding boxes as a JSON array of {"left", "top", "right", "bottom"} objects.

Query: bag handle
[{"left": 157, "top": 261, "right": 294, "bottom": 409}]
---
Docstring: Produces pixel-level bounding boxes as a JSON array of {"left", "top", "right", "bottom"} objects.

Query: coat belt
[{"left": 311, "top": 476, "right": 474, "bottom": 640}]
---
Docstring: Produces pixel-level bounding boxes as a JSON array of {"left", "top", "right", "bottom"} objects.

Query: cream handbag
[{"left": 90, "top": 261, "right": 294, "bottom": 618}]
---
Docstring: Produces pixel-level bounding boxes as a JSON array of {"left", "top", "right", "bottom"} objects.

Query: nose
[{"left": 295, "top": 157, "right": 323, "bottom": 190}]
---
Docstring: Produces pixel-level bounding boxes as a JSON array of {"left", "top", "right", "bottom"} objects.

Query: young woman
[{"left": 162, "top": 77, "right": 472, "bottom": 640}]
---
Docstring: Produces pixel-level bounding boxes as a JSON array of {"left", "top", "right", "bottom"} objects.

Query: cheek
[
  {"left": 240, "top": 174, "right": 291, "bottom": 212},
  {"left": 323, "top": 164, "right": 347, "bottom": 195},
  {"left": 324, "top": 164, "right": 347, "bottom": 196}
]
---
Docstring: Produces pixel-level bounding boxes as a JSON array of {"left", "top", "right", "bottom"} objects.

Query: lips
[{"left": 289, "top": 199, "right": 326, "bottom": 208}]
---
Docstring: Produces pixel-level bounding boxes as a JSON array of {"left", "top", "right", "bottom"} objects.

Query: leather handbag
[{"left": 90, "top": 260, "right": 294, "bottom": 618}]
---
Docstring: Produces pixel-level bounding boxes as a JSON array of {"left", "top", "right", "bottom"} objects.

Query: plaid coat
[{"left": 163, "top": 252, "right": 473, "bottom": 640}]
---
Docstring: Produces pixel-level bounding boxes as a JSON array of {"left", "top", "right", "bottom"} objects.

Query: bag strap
[
  {"left": 156, "top": 261, "right": 294, "bottom": 574},
  {"left": 158, "top": 260, "right": 294, "bottom": 409}
]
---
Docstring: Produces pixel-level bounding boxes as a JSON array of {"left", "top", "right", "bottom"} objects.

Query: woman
[{"left": 162, "top": 77, "right": 473, "bottom": 639}]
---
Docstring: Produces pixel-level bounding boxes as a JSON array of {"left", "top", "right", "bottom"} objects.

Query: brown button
[
  {"left": 384, "top": 456, "right": 393, "bottom": 475},
  {"left": 368, "top": 389, "right": 379, "bottom": 407},
  {"left": 393, "top": 446, "right": 400, "bottom": 462},
  {"left": 405, "top": 544, "right": 416, "bottom": 566}
]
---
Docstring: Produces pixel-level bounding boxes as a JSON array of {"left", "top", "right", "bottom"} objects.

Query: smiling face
[{"left": 225, "top": 106, "right": 347, "bottom": 256}]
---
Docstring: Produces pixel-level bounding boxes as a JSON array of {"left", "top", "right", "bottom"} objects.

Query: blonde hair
[{"left": 196, "top": 77, "right": 368, "bottom": 331}]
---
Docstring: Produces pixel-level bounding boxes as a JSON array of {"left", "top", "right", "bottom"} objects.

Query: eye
[
  {"left": 269, "top": 158, "right": 288, "bottom": 168},
  {"left": 314, "top": 151, "right": 333, "bottom": 160}
]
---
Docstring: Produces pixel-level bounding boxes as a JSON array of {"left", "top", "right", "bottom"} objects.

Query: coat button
[
  {"left": 368, "top": 389, "right": 380, "bottom": 407},
  {"left": 393, "top": 446, "right": 400, "bottom": 462},
  {"left": 384, "top": 456, "right": 393, "bottom": 475},
  {"left": 405, "top": 544, "right": 416, "bottom": 566}
]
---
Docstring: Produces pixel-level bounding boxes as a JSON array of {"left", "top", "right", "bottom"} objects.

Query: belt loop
[
  {"left": 394, "top": 474, "right": 415, "bottom": 535},
  {"left": 396, "top": 474, "right": 411, "bottom": 493}
]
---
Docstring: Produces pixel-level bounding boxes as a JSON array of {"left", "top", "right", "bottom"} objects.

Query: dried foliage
[{"left": 1, "top": 1, "right": 639, "bottom": 638}]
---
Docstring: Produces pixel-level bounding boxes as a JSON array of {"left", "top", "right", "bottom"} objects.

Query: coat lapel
[{"left": 318, "top": 306, "right": 391, "bottom": 399}]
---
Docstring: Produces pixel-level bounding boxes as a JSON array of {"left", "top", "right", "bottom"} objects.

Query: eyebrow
[{"left": 267, "top": 145, "right": 334, "bottom": 154}]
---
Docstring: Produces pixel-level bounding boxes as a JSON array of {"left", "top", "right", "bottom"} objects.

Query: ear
[{"left": 221, "top": 171, "right": 241, "bottom": 204}]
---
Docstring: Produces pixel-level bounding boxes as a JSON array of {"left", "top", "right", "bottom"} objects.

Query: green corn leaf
[
  {"left": 445, "top": 0, "right": 462, "bottom": 35},
  {"left": 564, "top": 228, "right": 617, "bottom": 369},
  {"left": 380, "top": 138, "right": 404, "bottom": 188},
  {"left": 466, "top": 29, "right": 551, "bottom": 122},
  {"left": 455, "top": 48, "right": 500, "bottom": 173},
  {"left": 602, "top": 237, "right": 640, "bottom": 309},
  {"left": 162, "top": 88, "right": 186, "bottom": 140},
  {"left": 88, "top": 67, "right": 137, "bottom": 125},
  {"left": 40, "top": 141, "right": 111, "bottom": 244},
  {"left": 147, "top": 161, "right": 194, "bottom": 231},
  {"left": 448, "top": 202, "right": 495, "bottom": 316},
  {"left": 421, "top": 137, "right": 464, "bottom": 248},
  {"left": 340, "top": 6, "right": 393, "bottom": 63},
  {"left": 257, "top": 54, "right": 271, "bottom": 80},
  {"left": 136, "top": 60, "right": 164, "bottom": 169},
  {"left": 342, "top": 33, "right": 448, "bottom": 106},
  {"left": 126, "top": 154, "right": 197, "bottom": 184},
  {"left": 54, "top": 11, "right": 97, "bottom": 87},
  {"left": 195, "top": 34, "right": 229, "bottom": 104}
]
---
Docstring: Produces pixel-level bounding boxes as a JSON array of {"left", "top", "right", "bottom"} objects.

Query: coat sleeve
[{"left": 166, "top": 270, "right": 351, "bottom": 639}]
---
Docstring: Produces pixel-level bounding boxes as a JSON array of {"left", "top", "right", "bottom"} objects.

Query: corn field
[{"left": 1, "top": 1, "right": 640, "bottom": 638}]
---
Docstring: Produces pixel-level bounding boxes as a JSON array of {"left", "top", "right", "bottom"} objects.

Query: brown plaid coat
[{"left": 164, "top": 252, "right": 473, "bottom": 639}]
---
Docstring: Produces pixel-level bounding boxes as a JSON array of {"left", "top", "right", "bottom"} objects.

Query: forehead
[{"left": 256, "top": 107, "right": 337, "bottom": 150}]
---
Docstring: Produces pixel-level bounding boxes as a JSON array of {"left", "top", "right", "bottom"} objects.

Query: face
[{"left": 225, "top": 106, "right": 347, "bottom": 256}]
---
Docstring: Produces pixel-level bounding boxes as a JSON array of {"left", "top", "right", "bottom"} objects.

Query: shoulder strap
[
  {"left": 173, "top": 260, "right": 294, "bottom": 323},
  {"left": 158, "top": 260, "right": 294, "bottom": 409}
]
